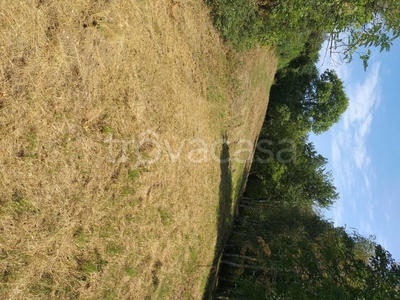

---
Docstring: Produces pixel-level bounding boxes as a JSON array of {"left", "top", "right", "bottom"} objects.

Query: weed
[
  {"left": 206, "top": 0, "right": 312, "bottom": 66},
  {"left": 73, "top": 226, "right": 90, "bottom": 247},
  {"left": 122, "top": 186, "right": 136, "bottom": 196},
  {"left": 128, "top": 169, "right": 139, "bottom": 180},
  {"left": 102, "top": 125, "right": 114, "bottom": 134},
  {"left": 157, "top": 283, "right": 170, "bottom": 299},
  {"left": 29, "top": 273, "right": 53, "bottom": 296},
  {"left": 125, "top": 266, "right": 137, "bottom": 277},
  {"left": 5, "top": 190, "right": 37, "bottom": 216},
  {"left": 26, "top": 127, "right": 37, "bottom": 150},
  {"left": 78, "top": 250, "right": 108, "bottom": 274},
  {"left": 189, "top": 246, "right": 197, "bottom": 262},
  {"left": 184, "top": 246, "right": 199, "bottom": 279},
  {"left": 159, "top": 210, "right": 171, "bottom": 226},
  {"left": 103, "top": 289, "right": 118, "bottom": 300},
  {"left": 206, "top": 83, "right": 226, "bottom": 104},
  {"left": 106, "top": 242, "right": 124, "bottom": 255},
  {"left": 1, "top": 265, "right": 17, "bottom": 283},
  {"left": 219, "top": 110, "right": 227, "bottom": 121},
  {"left": 206, "top": 0, "right": 262, "bottom": 50},
  {"left": 99, "top": 220, "right": 118, "bottom": 239}
]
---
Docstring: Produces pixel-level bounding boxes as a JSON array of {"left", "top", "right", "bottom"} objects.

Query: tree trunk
[
  {"left": 220, "top": 260, "right": 265, "bottom": 270},
  {"left": 223, "top": 253, "right": 258, "bottom": 261}
]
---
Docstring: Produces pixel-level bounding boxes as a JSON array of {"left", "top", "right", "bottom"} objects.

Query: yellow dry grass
[{"left": 0, "top": 0, "right": 276, "bottom": 299}]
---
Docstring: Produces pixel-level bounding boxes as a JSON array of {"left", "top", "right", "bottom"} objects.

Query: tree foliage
[
  {"left": 271, "top": 65, "right": 348, "bottom": 134},
  {"left": 207, "top": 0, "right": 400, "bottom": 67},
  {"left": 214, "top": 199, "right": 400, "bottom": 299},
  {"left": 304, "top": 70, "right": 349, "bottom": 133}
]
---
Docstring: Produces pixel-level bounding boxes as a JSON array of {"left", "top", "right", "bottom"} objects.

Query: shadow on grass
[{"left": 202, "top": 132, "right": 233, "bottom": 300}]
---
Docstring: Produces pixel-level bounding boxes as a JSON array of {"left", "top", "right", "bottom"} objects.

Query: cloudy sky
[{"left": 311, "top": 38, "right": 400, "bottom": 260}]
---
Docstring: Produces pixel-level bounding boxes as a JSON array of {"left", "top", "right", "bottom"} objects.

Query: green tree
[
  {"left": 303, "top": 69, "right": 349, "bottom": 134},
  {"left": 207, "top": 0, "right": 400, "bottom": 67},
  {"left": 290, "top": 142, "right": 339, "bottom": 207},
  {"left": 352, "top": 231, "right": 376, "bottom": 263},
  {"left": 215, "top": 188, "right": 400, "bottom": 299},
  {"left": 270, "top": 66, "right": 348, "bottom": 134},
  {"left": 324, "top": 0, "right": 400, "bottom": 68},
  {"left": 364, "top": 245, "right": 400, "bottom": 299},
  {"left": 265, "top": 0, "right": 400, "bottom": 68}
]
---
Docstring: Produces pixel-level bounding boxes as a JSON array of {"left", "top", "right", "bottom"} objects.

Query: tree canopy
[
  {"left": 271, "top": 66, "right": 349, "bottom": 135},
  {"left": 215, "top": 200, "right": 400, "bottom": 299},
  {"left": 305, "top": 69, "right": 349, "bottom": 134},
  {"left": 208, "top": 0, "right": 400, "bottom": 67}
]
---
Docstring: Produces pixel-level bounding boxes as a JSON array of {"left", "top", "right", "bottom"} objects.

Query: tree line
[{"left": 206, "top": 1, "right": 400, "bottom": 298}]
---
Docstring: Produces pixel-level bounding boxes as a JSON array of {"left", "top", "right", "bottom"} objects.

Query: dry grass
[
  {"left": 0, "top": 0, "right": 276, "bottom": 299},
  {"left": 227, "top": 46, "right": 277, "bottom": 206}
]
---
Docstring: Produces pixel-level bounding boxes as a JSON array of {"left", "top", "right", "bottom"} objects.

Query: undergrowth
[{"left": 206, "top": 0, "right": 313, "bottom": 67}]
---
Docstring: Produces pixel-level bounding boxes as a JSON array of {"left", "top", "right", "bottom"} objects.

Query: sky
[{"left": 310, "top": 38, "right": 400, "bottom": 261}]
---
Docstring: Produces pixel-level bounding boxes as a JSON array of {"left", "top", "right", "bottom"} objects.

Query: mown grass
[
  {"left": 202, "top": 46, "right": 277, "bottom": 299},
  {"left": 0, "top": 0, "right": 276, "bottom": 298}
]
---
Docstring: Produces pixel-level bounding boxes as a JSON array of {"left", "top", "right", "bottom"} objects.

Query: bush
[{"left": 206, "top": 0, "right": 317, "bottom": 67}]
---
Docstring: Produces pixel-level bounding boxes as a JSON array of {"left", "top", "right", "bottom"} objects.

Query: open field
[{"left": 0, "top": 0, "right": 276, "bottom": 298}]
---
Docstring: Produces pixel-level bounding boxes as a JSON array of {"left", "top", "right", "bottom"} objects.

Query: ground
[{"left": 0, "top": 0, "right": 276, "bottom": 298}]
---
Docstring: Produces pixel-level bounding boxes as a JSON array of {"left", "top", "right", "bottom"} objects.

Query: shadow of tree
[
  {"left": 202, "top": 132, "right": 233, "bottom": 300},
  {"left": 217, "top": 131, "right": 233, "bottom": 235}
]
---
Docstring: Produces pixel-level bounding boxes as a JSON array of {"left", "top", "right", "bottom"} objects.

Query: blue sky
[{"left": 311, "top": 38, "right": 400, "bottom": 261}]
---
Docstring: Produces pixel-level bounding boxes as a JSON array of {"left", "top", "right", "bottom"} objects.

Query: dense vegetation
[
  {"left": 206, "top": 0, "right": 400, "bottom": 298},
  {"left": 206, "top": 0, "right": 400, "bottom": 68}
]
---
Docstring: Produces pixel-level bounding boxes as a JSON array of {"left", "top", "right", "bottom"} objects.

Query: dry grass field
[{"left": 0, "top": 0, "right": 276, "bottom": 299}]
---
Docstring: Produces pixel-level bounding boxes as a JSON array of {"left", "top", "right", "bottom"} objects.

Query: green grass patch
[
  {"left": 106, "top": 242, "right": 124, "bottom": 255},
  {"left": 102, "top": 125, "right": 114, "bottom": 134},
  {"left": 125, "top": 266, "right": 138, "bottom": 277},
  {"left": 78, "top": 251, "right": 108, "bottom": 274},
  {"left": 159, "top": 209, "right": 171, "bottom": 226},
  {"left": 29, "top": 273, "right": 53, "bottom": 296},
  {"left": 73, "top": 226, "right": 90, "bottom": 247},
  {"left": 128, "top": 169, "right": 139, "bottom": 179}
]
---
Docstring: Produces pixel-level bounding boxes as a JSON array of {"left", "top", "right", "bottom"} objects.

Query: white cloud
[
  {"left": 331, "top": 137, "right": 341, "bottom": 165},
  {"left": 385, "top": 198, "right": 392, "bottom": 224},
  {"left": 363, "top": 174, "right": 371, "bottom": 190},
  {"left": 367, "top": 203, "right": 374, "bottom": 222},
  {"left": 333, "top": 63, "right": 381, "bottom": 172},
  {"left": 385, "top": 212, "right": 391, "bottom": 223},
  {"left": 343, "top": 63, "right": 381, "bottom": 132},
  {"left": 333, "top": 198, "right": 344, "bottom": 225},
  {"left": 353, "top": 138, "right": 369, "bottom": 169},
  {"left": 327, "top": 62, "right": 381, "bottom": 227},
  {"left": 360, "top": 219, "right": 373, "bottom": 236}
]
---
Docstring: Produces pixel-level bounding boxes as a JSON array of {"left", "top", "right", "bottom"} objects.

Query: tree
[
  {"left": 352, "top": 231, "right": 377, "bottom": 263},
  {"left": 207, "top": 0, "right": 400, "bottom": 67},
  {"left": 295, "top": 142, "right": 339, "bottom": 207},
  {"left": 270, "top": 65, "right": 348, "bottom": 135},
  {"left": 364, "top": 245, "right": 400, "bottom": 299},
  {"left": 265, "top": 0, "right": 400, "bottom": 68},
  {"left": 217, "top": 202, "right": 400, "bottom": 299},
  {"left": 303, "top": 69, "right": 349, "bottom": 134},
  {"left": 324, "top": 0, "right": 400, "bottom": 69}
]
